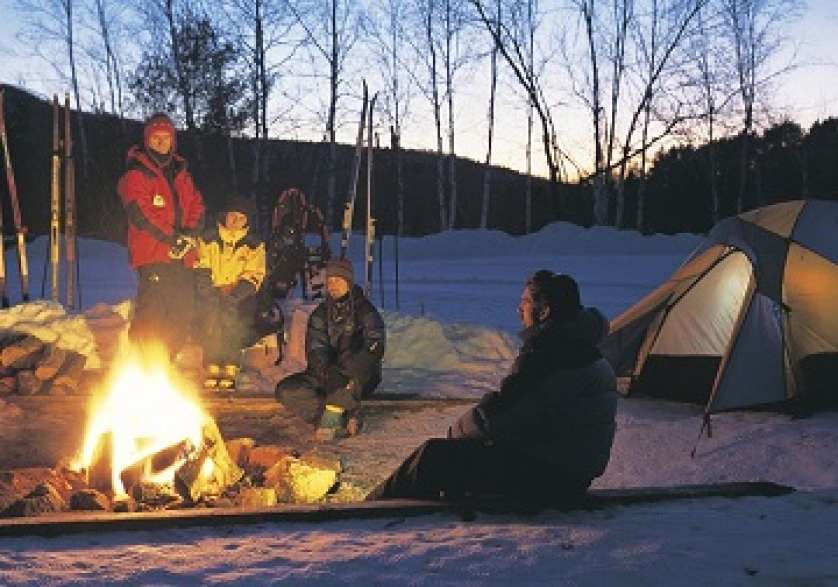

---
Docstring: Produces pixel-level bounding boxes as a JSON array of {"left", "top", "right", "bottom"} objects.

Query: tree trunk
[
  {"left": 582, "top": 2, "right": 606, "bottom": 225},
  {"left": 428, "top": 0, "right": 446, "bottom": 231},
  {"left": 325, "top": 0, "right": 339, "bottom": 228},
  {"left": 445, "top": 0, "right": 457, "bottom": 229},
  {"left": 227, "top": 134, "right": 238, "bottom": 195},
  {"left": 524, "top": 0, "right": 534, "bottom": 233},
  {"left": 165, "top": 0, "right": 194, "bottom": 131},
  {"left": 65, "top": 0, "right": 89, "bottom": 179},
  {"left": 480, "top": 0, "right": 499, "bottom": 230},
  {"left": 392, "top": 127, "right": 404, "bottom": 236}
]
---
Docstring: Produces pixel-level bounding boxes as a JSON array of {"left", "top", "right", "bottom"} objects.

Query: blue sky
[{"left": 1, "top": 1, "right": 836, "bottom": 177}]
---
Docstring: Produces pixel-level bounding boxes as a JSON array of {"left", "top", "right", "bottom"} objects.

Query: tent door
[{"left": 634, "top": 251, "right": 754, "bottom": 404}]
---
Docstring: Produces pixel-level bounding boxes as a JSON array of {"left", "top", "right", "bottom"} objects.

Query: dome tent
[{"left": 602, "top": 199, "right": 838, "bottom": 413}]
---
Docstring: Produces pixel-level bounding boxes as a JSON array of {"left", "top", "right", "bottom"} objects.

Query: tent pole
[{"left": 689, "top": 413, "right": 712, "bottom": 459}]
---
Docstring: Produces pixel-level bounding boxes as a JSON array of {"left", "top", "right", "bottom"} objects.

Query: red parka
[{"left": 118, "top": 146, "right": 205, "bottom": 268}]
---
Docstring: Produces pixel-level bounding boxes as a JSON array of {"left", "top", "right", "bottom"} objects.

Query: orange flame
[{"left": 75, "top": 343, "right": 209, "bottom": 497}]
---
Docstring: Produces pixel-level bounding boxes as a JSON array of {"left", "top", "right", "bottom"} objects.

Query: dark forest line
[{"left": 1, "top": 84, "right": 836, "bottom": 243}]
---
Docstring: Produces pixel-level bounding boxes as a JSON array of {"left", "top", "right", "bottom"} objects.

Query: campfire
[
  {"left": 0, "top": 341, "right": 345, "bottom": 518},
  {"left": 73, "top": 344, "right": 243, "bottom": 507}
]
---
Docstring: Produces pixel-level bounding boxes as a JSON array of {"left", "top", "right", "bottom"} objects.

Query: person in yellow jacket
[{"left": 195, "top": 196, "right": 266, "bottom": 390}]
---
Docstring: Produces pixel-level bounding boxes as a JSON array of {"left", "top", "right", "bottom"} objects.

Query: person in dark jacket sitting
[
  {"left": 366, "top": 269, "right": 617, "bottom": 503},
  {"left": 275, "top": 259, "right": 386, "bottom": 438}
]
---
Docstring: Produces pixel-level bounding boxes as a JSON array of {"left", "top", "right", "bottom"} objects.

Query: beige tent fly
[{"left": 602, "top": 199, "right": 838, "bottom": 413}]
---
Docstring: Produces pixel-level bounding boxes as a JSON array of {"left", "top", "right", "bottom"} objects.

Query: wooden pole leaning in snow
[
  {"left": 364, "top": 92, "right": 378, "bottom": 298},
  {"left": 0, "top": 89, "right": 30, "bottom": 304},
  {"left": 63, "top": 94, "right": 78, "bottom": 310},
  {"left": 340, "top": 80, "right": 368, "bottom": 261},
  {"left": 50, "top": 95, "right": 62, "bottom": 303}
]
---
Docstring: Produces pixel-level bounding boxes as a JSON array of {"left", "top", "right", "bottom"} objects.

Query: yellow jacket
[{"left": 196, "top": 224, "right": 266, "bottom": 290}]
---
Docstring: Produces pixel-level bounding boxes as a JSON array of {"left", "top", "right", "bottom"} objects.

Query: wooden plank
[{"left": 0, "top": 482, "right": 794, "bottom": 538}]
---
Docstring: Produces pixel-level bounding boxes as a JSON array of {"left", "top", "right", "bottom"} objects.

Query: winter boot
[
  {"left": 218, "top": 364, "right": 240, "bottom": 391},
  {"left": 203, "top": 364, "right": 221, "bottom": 391},
  {"left": 315, "top": 404, "right": 347, "bottom": 441}
]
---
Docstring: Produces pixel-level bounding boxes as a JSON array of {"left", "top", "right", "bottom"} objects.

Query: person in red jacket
[{"left": 117, "top": 112, "right": 206, "bottom": 358}]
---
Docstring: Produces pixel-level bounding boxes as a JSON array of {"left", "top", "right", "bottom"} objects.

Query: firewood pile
[
  {"left": 0, "top": 334, "right": 87, "bottom": 396},
  {"left": 0, "top": 434, "right": 343, "bottom": 517}
]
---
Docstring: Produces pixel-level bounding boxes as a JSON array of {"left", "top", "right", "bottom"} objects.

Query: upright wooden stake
[
  {"left": 64, "top": 94, "right": 77, "bottom": 310},
  {"left": 364, "top": 93, "right": 378, "bottom": 298},
  {"left": 50, "top": 95, "right": 62, "bottom": 302},
  {"left": 0, "top": 89, "right": 30, "bottom": 303}
]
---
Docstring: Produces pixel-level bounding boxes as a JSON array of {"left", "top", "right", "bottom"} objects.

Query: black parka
[
  {"left": 305, "top": 285, "right": 386, "bottom": 399},
  {"left": 450, "top": 307, "right": 617, "bottom": 483}
]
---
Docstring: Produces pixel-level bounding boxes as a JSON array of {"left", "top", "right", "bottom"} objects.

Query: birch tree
[
  {"left": 720, "top": 0, "right": 801, "bottom": 213},
  {"left": 16, "top": 0, "right": 90, "bottom": 175}
]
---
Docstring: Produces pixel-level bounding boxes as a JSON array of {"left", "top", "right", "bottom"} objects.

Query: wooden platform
[{"left": 0, "top": 482, "right": 794, "bottom": 538}]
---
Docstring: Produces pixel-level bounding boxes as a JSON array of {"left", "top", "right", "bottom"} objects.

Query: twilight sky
[{"left": 0, "top": 0, "right": 836, "bottom": 179}]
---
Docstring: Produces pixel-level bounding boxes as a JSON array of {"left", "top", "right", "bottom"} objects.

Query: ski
[
  {"left": 49, "top": 95, "right": 62, "bottom": 302},
  {"left": 339, "top": 80, "right": 369, "bottom": 261},
  {"left": 0, "top": 89, "right": 30, "bottom": 303},
  {"left": 364, "top": 92, "right": 378, "bottom": 297},
  {"left": 63, "top": 94, "right": 78, "bottom": 310}
]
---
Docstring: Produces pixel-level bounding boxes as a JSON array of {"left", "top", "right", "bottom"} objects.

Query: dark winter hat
[
  {"left": 325, "top": 258, "right": 354, "bottom": 286},
  {"left": 143, "top": 112, "right": 177, "bottom": 153},
  {"left": 221, "top": 195, "right": 257, "bottom": 225},
  {"left": 528, "top": 270, "right": 582, "bottom": 322}
]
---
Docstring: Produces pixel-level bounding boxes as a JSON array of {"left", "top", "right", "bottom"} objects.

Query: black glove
[{"left": 168, "top": 234, "right": 196, "bottom": 259}]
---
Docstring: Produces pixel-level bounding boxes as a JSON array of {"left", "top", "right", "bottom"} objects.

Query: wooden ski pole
[
  {"left": 0, "top": 89, "right": 30, "bottom": 303},
  {"left": 364, "top": 92, "right": 378, "bottom": 298},
  {"left": 340, "top": 80, "right": 368, "bottom": 260},
  {"left": 50, "top": 95, "right": 62, "bottom": 302},
  {"left": 64, "top": 94, "right": 77, "bottom": 310}
]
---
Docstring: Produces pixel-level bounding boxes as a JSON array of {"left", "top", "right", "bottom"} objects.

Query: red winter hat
[{"left": 143, "top": 112, "right": 177, "bottom": 153}]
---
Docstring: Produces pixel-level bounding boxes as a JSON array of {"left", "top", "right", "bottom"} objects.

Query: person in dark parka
[
  {"left": 367, "top": 270, "right": 617, "bottom": 503},
  {"left": 275, "top": 259, "right": 386, "bottom": 437}
]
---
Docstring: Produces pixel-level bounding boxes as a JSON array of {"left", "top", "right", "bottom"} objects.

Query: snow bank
[
  {"left": 0, "top": 300, "right": 132, "bottom": 371},
  {"left": 333, "top": 221, "right": 703, "bottom": 261},
  {"left": 383, "top": 312, "right": 517, "bottom": 373},
  {"left": 0, "top": 301, "right": 102, "bottom": 367},
  {"left": 380, "top": 312, "right": 518, "bottom": 398}
]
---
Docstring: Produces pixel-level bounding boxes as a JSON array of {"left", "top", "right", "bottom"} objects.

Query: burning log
[
  {"left": 50, "top": 352, "right": 87, "bottom": 395},
  {"left": 86, "top": 432, "right": 113, "bottom": 494},
  {"left": 132, "top": 481, "right": 181, "bottom": 509},
  {"left": 174, "top": 421, "right": 243, "bottom": 502},
  {"left": 3, "top": 482, "right": 67, "bottom": 517},
  {"left": 1, "top": 335, "right": 45, "bottom": 369},
  {"left": 0, "top": 376, "right": 15, "bottom": 395},
  {"left": 225, "top": 437, "right": 255, "bottom": 468},
  {"left": 0, "top": 468, "right": 80, "bottom": 513},
  {"left": 34, "top": 345, "right": 69, "bottom": 381},
  {"left": 119, "top": 439, "right": 193, "bottom": 496},
  {"left": 15, "top": 370, "right": 44, "bottom": 395},
  {"left": 70, "top": 489, "right": 110, "bottom": 511}
]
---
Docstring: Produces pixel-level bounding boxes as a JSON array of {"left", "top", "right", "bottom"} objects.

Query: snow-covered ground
[{"left": 2, "top": 223, "right": 838, "bottom": 586}]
